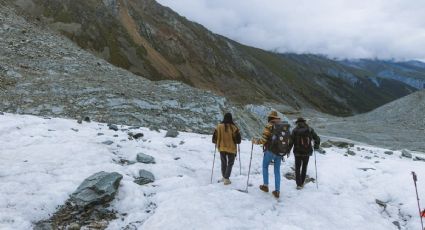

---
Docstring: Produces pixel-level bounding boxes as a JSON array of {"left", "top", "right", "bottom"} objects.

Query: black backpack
[
  {"left": 294, "top": 127, "right": 312, "bottom": 154},
  {"left": 269, "top": 122, "right": 292, "bottom": 156}
]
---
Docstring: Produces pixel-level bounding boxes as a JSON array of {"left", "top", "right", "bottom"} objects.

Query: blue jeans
[{"left": 262, "top": 150, "right": 282, "bottom": 192}]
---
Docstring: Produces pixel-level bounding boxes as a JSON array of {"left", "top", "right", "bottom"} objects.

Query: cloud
[{"left": 157, "top": 0, "right": 425, "bottom": 60}]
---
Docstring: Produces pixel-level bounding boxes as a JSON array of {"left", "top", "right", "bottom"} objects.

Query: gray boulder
[
  {"left": 328, "top": 140, "right": 354, "bottom": 148},
  {"left": 108, "top": 124, "right": 119, "bottom": 131},
  {"left": 320, "top": 141, "right": 333, "bottom": 148},
  {"left": 347, "top": 149, "right": 356, "bottom": 156},
  {"left": 165, "top": 129, "right": 179, "bottom": 138},
  {"left": 401, "top": 149, "right": 412, "bottom": 158},
  {"left": 70, "top": 171, "right": 123, "bottom": 207},
  {"left": 384, "top": 151, "right": 394, "bottom": 155},
  {"left": 136, "top": 153, "right": 155, "bottom": 164},
  {"left": 102, "top": 140, "right": 114, "bottom": 145},
  {"left": 134, "top": 169, "right": 155, "bottom": 185},
  {"left": 413, "top": 156, "right": 425, "bottom": 162}
]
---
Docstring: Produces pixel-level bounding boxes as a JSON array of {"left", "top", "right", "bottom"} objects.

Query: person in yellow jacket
[{"left": 212, "top": 113, "right": 241, "bottom": 185}]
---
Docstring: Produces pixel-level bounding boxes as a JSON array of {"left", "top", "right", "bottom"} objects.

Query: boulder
[
  {"left": 136, "top": 153, "right": 155, "bottom": 164},
  {"left": 108, "top": 124, "right": 119, "bottom": 131},
  {"left": 165, "top": 129, "right": 179, "bottom": 138},
  {"left": 134, "top": 170, "right": 155, "bottom": 185},
  {"left": 328, "top": 140, "right": 354, "bottom": 148},
  {"left": 70, "top": 171, "right": 123, "bottom": 207},
  {"left": 133, "top": 133, "right": 144, "bottom": 139},
  {"left": 384, "top": 151, "right": 394, "bottom": 155},
  {"left": 413, "top": 156, "right": 425, "bottom": 162},
  {"left": 102, "top": 140, "right": 114, "bottom": 145},
  {"left": 316, "top": 148, "right": 326, "bottom": 154},
  {"left": 320, "top": 141, "right": 333, "bottom": 148},
  {"left": 83, "top": 116, "right": 91, "bottom": 122},
  {"left": 347, "top": 150, "right": 356, "bottom": 156},
  {"left": 401, "top": 149, "right": 412, "bottom": 158}
]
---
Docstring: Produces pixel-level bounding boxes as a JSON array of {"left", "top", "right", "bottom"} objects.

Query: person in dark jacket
[
  {"left": 291, "top": 117, "right": 320, "bottom": 190},
  {"left": 212, "top": 113, "right": 241, "bottom": 185}
]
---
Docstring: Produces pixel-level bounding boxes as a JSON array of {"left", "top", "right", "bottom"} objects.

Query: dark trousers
[
  {"left": 220, "top": 152, "right": 236, "bottom": 179},
  {"left": 295, "top": 156, "right": 310, "bottom": 186}
]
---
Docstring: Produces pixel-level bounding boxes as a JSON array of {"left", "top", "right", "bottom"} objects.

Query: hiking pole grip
[{"left": 210, "top": 145, "right": 217, "bottom": 184}]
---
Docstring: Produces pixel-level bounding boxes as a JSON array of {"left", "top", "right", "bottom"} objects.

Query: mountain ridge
[{"left": 8, "top": 0, "right": 417, "bottom": 116}]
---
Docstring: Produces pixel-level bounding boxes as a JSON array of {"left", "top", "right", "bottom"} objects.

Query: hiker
[
  {"left": 291, "top": 117, "right": 320, "bottom": 190},
  {"left": 212, "top": 113, "right": 241, "bottom": 185},
  {"left": 252, "top": 111, "right": 291, "bottom": 198}
]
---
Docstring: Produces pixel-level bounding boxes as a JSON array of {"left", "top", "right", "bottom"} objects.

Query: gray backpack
[{"left": 269, "top": 122, "right": 292, "bottom": 156}]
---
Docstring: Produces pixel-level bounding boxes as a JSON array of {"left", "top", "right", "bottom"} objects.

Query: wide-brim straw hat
[{"left": 267, "top": 111, "right": 280, "bottom": 119}]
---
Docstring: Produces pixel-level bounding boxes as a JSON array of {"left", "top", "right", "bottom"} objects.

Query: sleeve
[
  {"left": 212, "top": 128, "right": 217, "bottom": 144},
  {"left": 257, "top": 124, "right": 272, "bottom": 145},
  {"left": 234, "top": 127, "right": 242, "bottom": 144},
  {"left": 311, "top": 128, "right": 320, "bottom": 149}
]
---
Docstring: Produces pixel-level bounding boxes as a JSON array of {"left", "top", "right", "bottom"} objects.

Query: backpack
[
  {"left": 269, "top": 122, "right": 292, "bottom": 156},
  {"left": 294, "top": 127, "right": 312, "bottom": 154}
]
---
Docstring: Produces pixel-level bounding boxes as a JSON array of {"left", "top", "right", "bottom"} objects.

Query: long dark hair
[{"left": 221, "top": 113, "right": 235, "bottom": 132}]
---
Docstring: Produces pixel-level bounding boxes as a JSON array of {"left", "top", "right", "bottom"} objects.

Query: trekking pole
[
  {"left": 238, "top": 144, "right": 242, "bottom": 175},
  {"left": 314, "top": 149, "right": 318, "bottom": 189},
  {"left": 245, "top": 143, "right": 254, "bottom": 192},
  {"left": 210, "top": 145, "right": 217, "bottom": 184},
  {"left": 412, "top": 171, "right": 424, "bottom": 230}
]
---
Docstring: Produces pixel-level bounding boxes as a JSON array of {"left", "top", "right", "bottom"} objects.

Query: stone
[
  {"left": 77, "top": 118, "right": 82, "bottom": 124},
  {"left": 68, "top": 223, "right": 80, "bottom": 230},
  {"left": 97, "top": 133, "right": 104, "bottom": 136},
  {"left": 384, "top": 151, "right": 394, "bottom": 155},
  {"left": 134, "top": 170, "right": 155, "bottom": 185},
  {"left": 71, "top": 128, "right": 79, "bottom": 132},
  {"left": 174, "top": 157, "right": 181, "bottom": 160},
  {"left": 401, "top": 149, "right": 412, "bottom": 158},
  {"left": 179, "top": 141, "right": 185, "bottom": 145},
  {"left": 165, "top": 129, "right": 179, "bottom": 138},
  {"left": 133, "top": 133, "right": 144, "bottom": 139},
  {"left": 136, "top": 153, "right": 155, "bottom": 164},
  {"left": 83, "top": 116, "right": 91, "bottom": 122},
  {"left": 413, "top": 156, "right": 425, "bottom": 162},
  {"left": 34, "top": 222, "right": 53, "bottom": 230},
  {"left": 358, "top": 168, "right": 375, "bottom": 171},
  {"left": 102, "top": 140, "right": 114, "bottom": 145},
  {"left": 108, "top": 124, "right": 119, "bottom": 131},
  {"left": 328, "top": 140, "right": 354, "bottom": 148},
  {"left": 375, "top": 199, "right": 387, "bottom": 209},
  {"left": 0, "top": 112, "right": 4, "bottom": 115},
  {"left": 320, "top": 141, "right": 333, "bottom": 148},
  {"left": 392, "top": 221, "right": 401, "bottom": 230},
  {"left": 347, "top": 150, "right": 356, "bottom": 156},
  {"left": 70, "top": 171, "right": 123, "bottom": 208}
]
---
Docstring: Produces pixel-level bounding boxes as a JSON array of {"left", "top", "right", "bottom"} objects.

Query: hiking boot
[
  {"left": 224, "top": 179, "right": 231, "bottom": 185},
  {"left": 296, "top": 186, "right": 303, "bottom": 190},
  {"left": 259, "top": 185, "right": 269, "bottom": 193},
  {"left": 272, "top": 191, "right": 280, "bottom": 198}
]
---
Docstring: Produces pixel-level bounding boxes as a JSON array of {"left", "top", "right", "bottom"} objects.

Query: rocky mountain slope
[
  {"left": 315, "top": 90, "right": 425, "bottom": 152},
  {"left": 8, "top": 0, "right": 417, "bottom": 116},
  {"left": 340, "top": 59, "right": 425, "bottom": 89},
  {"left": 0, "top": 3, "right": 275, "bottom": 137}
]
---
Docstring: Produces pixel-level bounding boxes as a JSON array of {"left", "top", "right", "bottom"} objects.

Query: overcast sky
[{"left": 157, "top": 0, "right": 425, "bottom": 61}]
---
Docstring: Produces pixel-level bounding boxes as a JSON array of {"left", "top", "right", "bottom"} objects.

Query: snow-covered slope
[{"left": 0, "top": 113, "right": 424, "bottom": 229}]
